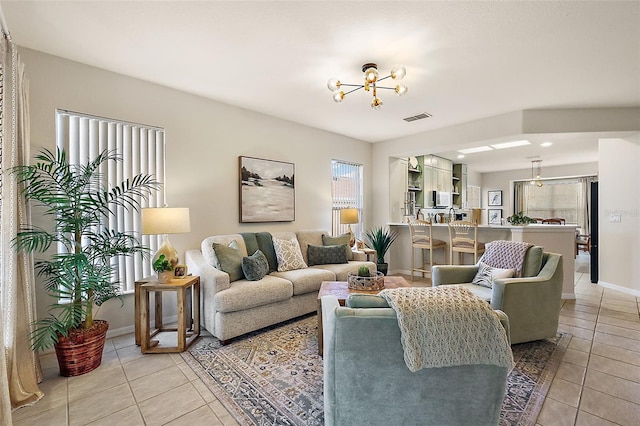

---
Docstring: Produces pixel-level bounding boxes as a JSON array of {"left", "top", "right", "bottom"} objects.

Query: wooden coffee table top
[{"left": 318, "top": 275, "right": 412, "bottom": 301}]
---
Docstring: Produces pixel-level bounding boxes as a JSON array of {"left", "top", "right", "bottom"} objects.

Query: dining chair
[
  {"left": 408, "top": 219, "right": 447, "bottom": 280},
  {"left": 447, "top": 220, "right": 485, "bottom": 265},
  {"left": 575, "top": 234, "right": 591, "bottom": 256}
]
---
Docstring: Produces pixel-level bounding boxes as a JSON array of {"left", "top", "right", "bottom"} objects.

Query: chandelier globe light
[
  {"left": 530, "top": 160, "right": 543, "bottom": 187},
  {"left": 327, "top": 63, "right": 408, "bottom": 110}
]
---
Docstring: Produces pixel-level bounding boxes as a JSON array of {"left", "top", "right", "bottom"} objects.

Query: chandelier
[
  {"left": 530, "top": 160, "right": 543, "bottom": 187},
  {"left": 327, "top": 63, "right": 408, "bottom": 110}
]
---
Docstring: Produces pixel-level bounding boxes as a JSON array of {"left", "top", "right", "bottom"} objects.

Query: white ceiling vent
[{"left": 403, "top": 112, "right": 432, "bottom": 122}]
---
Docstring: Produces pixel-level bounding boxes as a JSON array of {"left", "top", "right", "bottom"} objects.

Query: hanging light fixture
[
  {"left": 530, "top": 160, "right": 543, "bottom": 187},
  {"left": 327, "top": 63, "right": 408, "bottom": 110}
]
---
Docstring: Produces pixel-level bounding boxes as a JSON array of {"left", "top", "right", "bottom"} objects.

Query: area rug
[{"left": 181, "top": 315, "right": 570, "bottom": 426}]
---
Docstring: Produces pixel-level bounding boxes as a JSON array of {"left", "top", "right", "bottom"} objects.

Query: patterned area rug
[{"left": 181, "top": 315, "right": 570, "bottom": 426}]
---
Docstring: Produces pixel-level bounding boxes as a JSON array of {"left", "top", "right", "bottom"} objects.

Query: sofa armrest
[
  {"left": 185, "top": 249, "right": 231, "bottom": 294},
  {"left": 431, "top": 265, "right": 479, "bottom": 286}
]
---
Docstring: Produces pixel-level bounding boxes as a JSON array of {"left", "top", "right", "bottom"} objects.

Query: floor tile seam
[
  {"left": 582, "top": 372, "right": 640, "bottom": 405},
  {"left": 594, "top": 329, "right": 640, "bottom": 345},
  {"left": 578, "top": 387, "right": 640, "bottom": 425},
  {"left": 595, "top": 322, "right": 640, "bottom": 336},
  {"left": 577, "top": 409, "right": 625, "bottom": 426}
]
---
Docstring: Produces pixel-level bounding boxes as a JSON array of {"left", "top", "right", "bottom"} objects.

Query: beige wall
[
  {"left": 598, "top": 135, "right": 640, "bottom": 295},
  {"left": 22, "top": 48, "right": 374, "bottom": 334}
]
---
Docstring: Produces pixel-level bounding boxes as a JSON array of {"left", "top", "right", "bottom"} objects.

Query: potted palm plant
[
  {"left": 13, "top": 148, "right": 160, "bottom": 376},
  {"left": 365, "top": 226, "right": 399, "bottom": 275}
]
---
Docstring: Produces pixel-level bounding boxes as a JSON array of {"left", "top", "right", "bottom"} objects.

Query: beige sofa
[{"left": 185, "top": 230, "right": 375, "bottom": 342}]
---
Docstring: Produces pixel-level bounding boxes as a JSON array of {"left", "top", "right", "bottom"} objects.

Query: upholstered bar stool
[
  {"left": 448, "top": 220, "right": 485, "bottom": 265},
  {"left": 408, "top": 219, "right": 447, "bottom": 281}
]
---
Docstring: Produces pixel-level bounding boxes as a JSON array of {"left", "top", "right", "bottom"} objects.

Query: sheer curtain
[
  {"left": 513, "top": 181, "right": 527, "bottom": 215},
  {"left": 0, "top": 29, "right": 43, "bottom": 421},
  {"left": 578, "top": 176, "right": 597, "bottom": 234}
]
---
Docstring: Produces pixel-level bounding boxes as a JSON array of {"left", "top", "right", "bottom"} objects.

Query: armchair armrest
[{"left": 432, "top": 265, "right": 479, "bottom": 286}]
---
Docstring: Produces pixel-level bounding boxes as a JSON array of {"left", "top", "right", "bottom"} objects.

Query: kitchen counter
[{"left": 388, "top": 223, "right": 576, "bottom": 299}]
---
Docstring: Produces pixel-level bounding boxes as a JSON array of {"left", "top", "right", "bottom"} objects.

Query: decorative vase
[
  {"left": 158, "top": 271, "right": 172, "bottom": 283},
  {"left": 54, "top": 320, "right": 109, "bottom": 377},
  {"left": 348, "top": 271, "right": 385, "bottom": 291}
]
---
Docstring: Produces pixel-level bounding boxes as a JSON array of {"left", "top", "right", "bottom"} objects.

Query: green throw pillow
[
  {"left": 213, "top": 241, "right": 244, "bottom": 282},
  {"left": 242, "top": 250, "right": 269, "bottom": 281},
  {"left": 322, "top": 233, "right": 353, "bottom": 260},
  {"left": 256, "top": 232, "right": 278, "bottom": 273},
  {"left": 307, "top": 244, "right": 348, "bottom": 266}
]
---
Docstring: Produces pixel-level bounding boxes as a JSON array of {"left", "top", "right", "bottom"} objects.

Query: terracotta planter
[{"left": 54, "top": 320, "right": 109, "bottom": 377}]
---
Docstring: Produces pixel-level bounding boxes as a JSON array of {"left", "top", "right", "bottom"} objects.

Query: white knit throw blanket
[
  {"left": 481, "top": 240, "right": 534, "bottom": 277},
  {"left": 378, "top": 287, "right": 514, "bottom": 372}
]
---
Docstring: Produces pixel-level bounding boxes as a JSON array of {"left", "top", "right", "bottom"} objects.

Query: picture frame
[
  {"left": 239, "top": 156, "right": 295, "bottom": 223},
  {"left": 488, "top": 190, "right": 502, "bottom": 206},
  {"left": 488, "top": 209, "right": 502, "bottom": 225},
  {"left": 174, "top": 264, "right": 188, "bottom": 278}
]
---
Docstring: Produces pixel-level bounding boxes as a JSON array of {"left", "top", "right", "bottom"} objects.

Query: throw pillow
[
  {"left": 472, "top": 262, "right": 515, "bottom": 289},
  {"left": 212, "top": 241, "right": 244, "bottom": 282},
  {"left": 322, "top": 233, "right": 353, "bottom": 260},
  {"left": 256, "top": 232, "right": 278, "bottom": 273},
  {"left": 272, "top": 237, "right": 307, "bottom": 272},
  {"left": 307, "top": 244, "right": 348, "bottom": 266},
  {"left": 242, "top": 249, "right": 269, "bottom": 281}
]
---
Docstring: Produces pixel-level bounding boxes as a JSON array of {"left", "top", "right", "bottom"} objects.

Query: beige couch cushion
[
  {"left": 201, "top": 234, "right": 247, "bottom": 269},
  {"left": 312, "top": 261, "right": 376, "bottom": 281},
  {"left": 294, "top": 230, "right": 325, "bottom": 265},
  {"left": 213, "top": 275, "right": 293, "bottom": 313},
  {"left": 272, "top": 268, "right": 336, "bottom": 295}
]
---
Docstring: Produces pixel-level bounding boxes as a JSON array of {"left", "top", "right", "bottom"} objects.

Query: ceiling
[{"left": 2, "top": 1, "right": 639, "bottom": 172}]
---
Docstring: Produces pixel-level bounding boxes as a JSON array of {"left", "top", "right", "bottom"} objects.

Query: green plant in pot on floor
[
  {"left": 12, "top": 148, "right": 160, "bottom": 376},
  {"left": 365, "top": 226, "right": 399, "bottom": 275}
]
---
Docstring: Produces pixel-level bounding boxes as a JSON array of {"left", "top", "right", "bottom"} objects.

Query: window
[
  {"left": 331, "top": 160, "right": 363, "bottom": 238},
  {"left": 55, "top": 110, "right": 166, "bottom": 292}
]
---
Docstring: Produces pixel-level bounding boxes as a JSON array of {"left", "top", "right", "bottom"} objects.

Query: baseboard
[{"left": 598, "top": 280, "right": 640, "bottom": 298}]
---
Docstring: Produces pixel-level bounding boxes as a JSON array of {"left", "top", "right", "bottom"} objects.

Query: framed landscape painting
[{"left": 239, "top": 156, "right": 295, "bottom": 222}]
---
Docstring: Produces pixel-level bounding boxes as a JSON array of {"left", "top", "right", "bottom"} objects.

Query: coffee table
[{"left": 317, "top": 275, "right": 413, "bottom": 355}]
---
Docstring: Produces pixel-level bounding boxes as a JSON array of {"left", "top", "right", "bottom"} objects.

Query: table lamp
[
  {"left": 141, "top": 207, "right": 191, "bottom": 268},
  {"left": 340, "top": 208, "right": 359, "bottom": 247}
]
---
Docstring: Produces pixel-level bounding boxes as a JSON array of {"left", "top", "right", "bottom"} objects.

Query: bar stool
[
  {"left": 448, "top": 220, "right": 485, "bottom": 265},
  {"left": 409, "top": 219, "right": 447, "bottom": 281}
]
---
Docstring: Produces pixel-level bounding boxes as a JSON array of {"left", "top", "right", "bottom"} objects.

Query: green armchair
[
  {"left": 322, "top": 294, "right": 511, "bottom": 426},
  {"left": 432, "top": 247, "right": 563, "bottom": 344}
]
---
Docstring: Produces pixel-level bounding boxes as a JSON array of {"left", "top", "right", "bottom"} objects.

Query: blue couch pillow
[
  {"left": 307, "top": 244, "right": 348, "bottom": 266},
  {"left": 242, "top": 249, "right": 269, "bottom": 281}
]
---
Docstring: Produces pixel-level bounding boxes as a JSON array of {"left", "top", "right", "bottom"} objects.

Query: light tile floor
[{"left": 12, "top": 254, "right": 640, "bottom": 425}]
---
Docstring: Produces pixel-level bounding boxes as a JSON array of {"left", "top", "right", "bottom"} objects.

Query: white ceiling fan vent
[{"left": 403, "top": 112, "right": 432, "bottom": 122}]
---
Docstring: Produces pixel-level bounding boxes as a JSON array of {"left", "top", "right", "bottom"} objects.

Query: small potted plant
[
  {"left": 365, "top": 226, "right": 399, "bottom": 275},
  {"left": 507, "top": 211, "right": 535, "bottom": 226},
  {"left": 347, "top": 265, "right": 384, "bottom": 291},
  {"left": 153, "top": 254, "right": 173, "bottom": 283}
]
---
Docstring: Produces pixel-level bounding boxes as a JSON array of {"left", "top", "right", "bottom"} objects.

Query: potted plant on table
[
  {"left": 347, "top": 265, "right": 385, "bottom": 291},
  {"left": 364, "top": 226, "right": 399, "bottom": 276},
  {"left": 153, "top": 254, "right": 173, "bottom": 283},
  {"left": 507, "top": 211, "right": 535, "bottom": 226},
  {"left": 13, "top": 148, "right": 160, "bottom": 376}
]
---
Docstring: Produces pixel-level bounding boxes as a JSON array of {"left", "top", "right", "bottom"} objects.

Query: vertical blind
[
  {"left": 55, "top": 110, "right": 166, "bottom": 292},
  {"left": 331, "top": 160, "right": 363, "bottom": 238}
]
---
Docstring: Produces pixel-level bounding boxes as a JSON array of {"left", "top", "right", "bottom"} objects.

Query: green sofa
[
  {"left": 432, "top": 247, "right": 563, "bottom": 345},
  {"left": 322, "top": 294, "right": 511, "bottom": 426}
]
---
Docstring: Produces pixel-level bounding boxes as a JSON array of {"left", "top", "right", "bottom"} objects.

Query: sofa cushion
[
  {"left": 472, "top": 262, "right": 515, "bottom": 289},
  {"left": 213, "top": 241, "right": 245, "bottom": 282},
  {"left": 242, "top": 250, "right": 269, "bottom": 281},
  {"left": 312, "top": 261, "right": 375, "bottom": 281},
  {"left": 256, "top": 232, "right": 278, "bottom": 273},
  {"left": 272, "top": 268, "right": 336, "bottom": 295},
  {"left": 522, "top": 246, "right": 544, "bottom": 277},
  {"left": 294, "top": 230, "right": 325, "bottom": 264},
  {"left": 202, "top": 234, "right": 246, "bottom": 270},
  {"left": 213, "top": 275, "right": 293, "bottom": 313},
  {"left": 240, "top": 232, "right": 259, "bottom": 256},
  {"left": 307, "top": 244, "right": 348, "bottom": 266},
  {"left": 322, "top": 233, "right": 353, "bottom": 260},
  {"left": 273, "top": 237, "right": 307, "bottom": 272}
]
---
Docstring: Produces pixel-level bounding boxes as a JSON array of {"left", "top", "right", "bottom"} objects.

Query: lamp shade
[
  {"left": 339, "top": 208, "right": 359, "bottom": 225},
  {"left": 141, "top": 208, "right": 191, "bottom": 235}
]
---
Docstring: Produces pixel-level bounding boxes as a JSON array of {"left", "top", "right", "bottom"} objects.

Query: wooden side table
[{"left": 134, "top": 275, "right": 200, "bottom": 353}]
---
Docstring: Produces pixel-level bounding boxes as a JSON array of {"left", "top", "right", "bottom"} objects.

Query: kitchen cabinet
[
  {"left": 453, "top": 163, "right": 467, "bottom": 208},
  {"left": 423, "top": 155, "right": 453, "bottom": 207}
]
